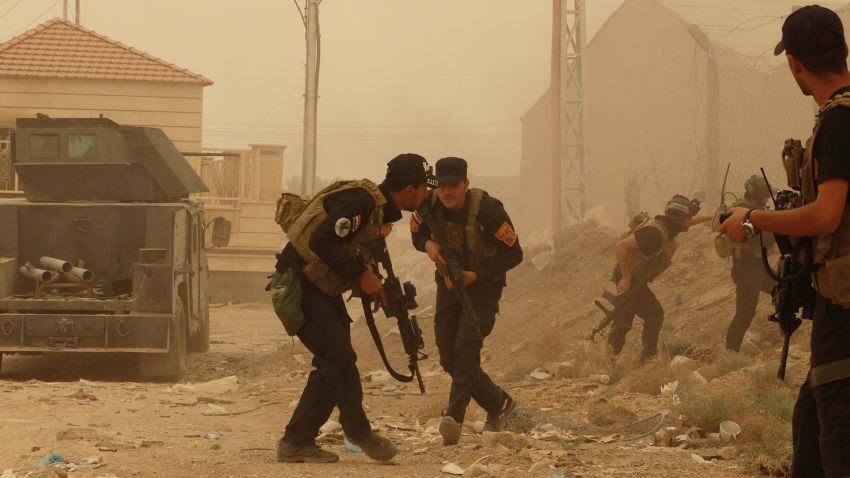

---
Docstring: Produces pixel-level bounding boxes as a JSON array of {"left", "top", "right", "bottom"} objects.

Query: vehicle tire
[
  {"left": 187, "top": 307, "right": 210, "bottom": 353},
  {"left": 139, "top": 296, "right": 188, "bottom": 380}
]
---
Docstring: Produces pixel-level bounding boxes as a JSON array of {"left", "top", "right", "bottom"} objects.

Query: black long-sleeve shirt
[
  {"left": 411, "top": 190, "right": 523, "bottom": 287},
  {"left": 277, "top": 183, "right": 401, "bottom": 282}
]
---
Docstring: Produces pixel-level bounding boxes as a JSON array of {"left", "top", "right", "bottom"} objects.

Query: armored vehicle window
[
  {"left": 68, "top": 134, "right": 97, "bottom": 159},
  {"left": 30, "top": 134, "right": 59, "bottom": 159}
]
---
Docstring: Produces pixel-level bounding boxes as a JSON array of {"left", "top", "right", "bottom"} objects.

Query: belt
[{"left": 811, "top": 357, "right": 850, "bottom": 387}]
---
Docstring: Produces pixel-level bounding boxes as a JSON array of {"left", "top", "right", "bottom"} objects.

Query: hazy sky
[{"left": 0, "top": 0, "right": 624, "bottom": 181}]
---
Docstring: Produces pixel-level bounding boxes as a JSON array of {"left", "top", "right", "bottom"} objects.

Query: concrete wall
[
  {"left": 583, "top": 0, "right": 709, "bottom": 225},
  {"left": 520, "top": 0, "right": 835, "bottom": 229},
  {"left": 0, "top": 77, "right": 204, "bottom": 151},
  {"left": 519, "top": 90, "right": 553, "bottom": 235}
]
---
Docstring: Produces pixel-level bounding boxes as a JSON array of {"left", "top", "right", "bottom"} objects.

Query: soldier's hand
[
  {"left": 444, "top": 270, "right": 476, "bottom": 290},
  {"left": 358, "top": 270, "right": 387, "bottom": 308},
  {"left": 718, "top": 207, "right": 748, "bottom": 242},
  {"left": 617, "top": 276, "right": 632, "bottom": 294},
  {"left": 425, "top": 239, "right": 447, "bottom": 271}
]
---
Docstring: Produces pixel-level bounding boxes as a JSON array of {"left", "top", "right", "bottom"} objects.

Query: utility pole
[
  {"left": 300, "top": 0, "right": 321, "bottom": 198},
  {"left": 75, "top": 0, "right": 80, "bottom": 25},
  {"left": 553, "top": 0, "right": 590, "bottom": 230},
  {"left": 62, "top": 0, "right": 68, "bottom": 20}
]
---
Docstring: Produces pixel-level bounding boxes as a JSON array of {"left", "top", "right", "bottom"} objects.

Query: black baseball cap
[
  {"left": 435, "top": 157, "right": 467, "bottom": 185},
  {"left": 385, "top": 153, "right": 431, "bottom": 187},
  {"left": 774, "top": 5, "right": 845, "bottom": 57}
]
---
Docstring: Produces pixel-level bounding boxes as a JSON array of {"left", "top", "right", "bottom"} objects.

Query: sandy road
[{"left": 0, "top": 299, "right": 761, "bottom": 478}]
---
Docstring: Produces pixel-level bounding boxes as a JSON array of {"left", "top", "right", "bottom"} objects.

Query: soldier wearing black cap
[
  {"left": 273, "top": 153, "right": 431, "bottom": 463},
  {"left": 721, "top": 5, "right": 850, "bottom": 476},
  {"left": 410, "top": 157, "right": 523, "bottom": 446}
]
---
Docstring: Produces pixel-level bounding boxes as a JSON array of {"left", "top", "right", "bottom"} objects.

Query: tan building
[
  {"left": 0, "top": 18, "right": 211, "bottom": 151},
  {"left": 197, "top": 145, "right": 286, "bottom": 301},
  {"left": 0, "top": 19, "right": 286, "bottom": 301},
  {"left": 520, "top": 0, "right": 846, "bottom": 234}
]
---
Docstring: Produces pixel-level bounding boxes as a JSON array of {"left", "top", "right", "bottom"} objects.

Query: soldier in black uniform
[
  {"left": 410, "top": 157, "right": 523, "bottom": 446},
  {"left": 722, "top": 176, "right": 775, "bottom": 352},
  {"left": 608, "top": 195, "right": 709, "bottom": 363},
  {"left": 721, "top": 6, "right": 850, "bottom": 476},
  {"left": 274, "top": 154, "right": 431, "bottom": 463}
]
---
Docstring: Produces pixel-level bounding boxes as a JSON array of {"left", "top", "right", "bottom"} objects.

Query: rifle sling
[{"left": 360, "top": 297, "right": 414, "bottom": 383}]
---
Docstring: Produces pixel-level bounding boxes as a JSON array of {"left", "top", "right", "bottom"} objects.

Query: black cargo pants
[
  {"left": 607, "top": 283, "right": 664, "bottom": 362},
  {"left": 434, "top": 281, "right": 505, "bottom": 423},
  {"left": 791, "top": 294, "right": 850, "bottom": 477},
  {"left": 725, "top": 255, "right": 774, "bottom": 352},
  {"left": 282, "top": 276, "right": 371, "bottom": 446}
]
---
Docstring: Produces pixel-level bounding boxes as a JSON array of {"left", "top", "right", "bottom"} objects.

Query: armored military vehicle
[{"left": 0, "top": 117, "right": 228, "bottom": 379}]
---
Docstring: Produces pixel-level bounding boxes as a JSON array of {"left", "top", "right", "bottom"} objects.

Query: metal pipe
[
  {"left": 39, "top": 256, "right": 72, "bottom": 273},
  {"left": 68, "top": 267, "right": 93, "bottom": 283},
  {"left": 20, "top": 265, "right": 53, "bottom": 282}
]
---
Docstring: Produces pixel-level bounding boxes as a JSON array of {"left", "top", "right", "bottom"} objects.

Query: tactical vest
[
  {"left": 286, "top": 180, "right": 386, "bottom": 296},
  {"left": 431, "top": 189, "right": 498, "bottom": 272},
  {"left": 801, "top": 92, "right": 850, "bottom": 307},
  {"left": 625, "top": 214, "right": 678, "bottom": 283}
]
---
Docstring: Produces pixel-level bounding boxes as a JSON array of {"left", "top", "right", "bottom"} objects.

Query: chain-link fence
[{"left": 714, "top": 51, "right": 816, "bottom": 203}]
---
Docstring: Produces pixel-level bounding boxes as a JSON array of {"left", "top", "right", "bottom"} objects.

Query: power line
[
  {"left": 0, "top": 0, "right": 24, "bottom": 23},
  {"left": 204, "top": 121, "right": 519, "bottom": 130},
  {"left": 9, "top": 0, "right": 60, "bottom": 37}
]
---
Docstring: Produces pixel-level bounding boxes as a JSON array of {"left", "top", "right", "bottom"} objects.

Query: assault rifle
[
  {"left": 416, "top": 204, "right": 481, "bottom": 328},
  {"left": 590, "top": 262, "right": 664, "bottom": 340},
  {"left": 357, "top": 236, "right": 427, "bottom": 393},
  {"left": 759, "top": 170, "right": 814, "bottom": 380}
]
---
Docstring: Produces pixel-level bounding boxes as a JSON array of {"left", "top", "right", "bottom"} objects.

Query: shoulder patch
[
  {"left": 495, "top": 221, "right": 518, "bottom": 247},
  {"left": 334, "top": 217, "right": 353, "bottom": 238}
]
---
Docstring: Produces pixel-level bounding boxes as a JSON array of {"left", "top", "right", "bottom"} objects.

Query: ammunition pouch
[
  {"left": 267, "top": 268, "right": 305, "bottom": 336},
  {"left": 782, "top": 138, "right": 805, "bottom": 192},
  {"left": 275, "top": 193, "right": 307, "bottom": 233},
  {"left": 714, "top": 235, "right": 730, "bottom": 259}
]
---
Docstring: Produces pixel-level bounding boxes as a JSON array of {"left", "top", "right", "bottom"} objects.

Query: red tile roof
[{"left": 0, "top": 18, "right": 213, "bottom": 85}]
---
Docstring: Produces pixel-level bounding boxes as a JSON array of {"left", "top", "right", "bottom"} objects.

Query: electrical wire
[
  {"left": 8, "top": 0, "right": 61, "bottom": 37},
  {"left": 0, "top": 0, "right": 24, "bottom": 22}
]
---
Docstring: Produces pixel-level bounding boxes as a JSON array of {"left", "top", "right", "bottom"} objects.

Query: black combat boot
[
  {"left": 439, "top": 416, "right": 462, "bottom": 445},
  {"left": 347, "top": 431, "right": 398, "bottom": 462},
  {"left": 483, "top": 393, "right": 518, "bottom": 432},
  {"left": 276, "top": 439, "right": 339, "bottom": 463}
]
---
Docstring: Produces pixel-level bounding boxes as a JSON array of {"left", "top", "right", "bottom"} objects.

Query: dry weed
[{"left": 618, "top": 357, "right": 675, "bottom": 395}]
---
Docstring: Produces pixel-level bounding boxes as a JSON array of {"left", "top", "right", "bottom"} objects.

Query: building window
[
  {"left": 68, "top": 134, "right": 97, "bottom": 159},
  {"left": 29, "top": 134, "right": 59, "bottom": 159}
]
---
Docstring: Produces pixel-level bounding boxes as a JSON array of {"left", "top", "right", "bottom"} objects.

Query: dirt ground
[{"left": 0, "top": 221, "right": 805, "bottom": 477}]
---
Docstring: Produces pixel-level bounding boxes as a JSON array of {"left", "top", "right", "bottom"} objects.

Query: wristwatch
[{"left": 741, "top": 209, "right": 758, "bottom": 238}]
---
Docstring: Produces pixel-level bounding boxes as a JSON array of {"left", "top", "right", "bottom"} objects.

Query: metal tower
[{"left": 553, "top": 0, "right": 589, "bottom": 229}]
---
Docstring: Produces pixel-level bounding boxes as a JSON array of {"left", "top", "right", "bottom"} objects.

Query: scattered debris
[
  {"left": 170, "top": 376, "right": 239, "bottom": 395},
  {"left": 529, "top": 370, "right": 552, "bottom": 381},
  {"left": 441, "top": 462, "right": 465, "bottom": 475}
]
